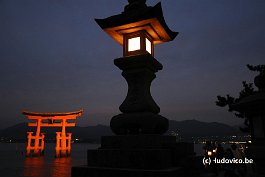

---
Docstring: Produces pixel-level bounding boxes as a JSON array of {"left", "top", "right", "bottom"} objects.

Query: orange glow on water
[
  {"left": 23, "top": 157, "right": 72, "bottom": 177},
  {"left": 51, "top": 158, "right": 72, "bottom": 177},
  {"left": 23, "top": 157, "right": 46, "bottom": 177}
]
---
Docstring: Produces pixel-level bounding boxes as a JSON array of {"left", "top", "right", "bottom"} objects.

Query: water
[
  {"left": 0, "top": 143, "right": 100, "bottom": 177},
  {"left": 0, "top": 143, "right": 205, "bottom": 177}
]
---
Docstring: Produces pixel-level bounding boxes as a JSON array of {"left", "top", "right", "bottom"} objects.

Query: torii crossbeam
[{"left": 23, "top": 110, "right": 83, "bottom": 157}]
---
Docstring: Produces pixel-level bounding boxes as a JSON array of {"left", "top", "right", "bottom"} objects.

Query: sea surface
[
  {"left": 0, "top": 143, "right": 100, "bottom": 177},
  {"left": 0, "top": 143, "right": 204, "bottom": 177}
]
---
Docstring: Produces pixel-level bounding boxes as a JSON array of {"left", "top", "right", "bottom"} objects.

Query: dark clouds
[{"left": 0, "top": 0, "right": 264, "bottom": 128}]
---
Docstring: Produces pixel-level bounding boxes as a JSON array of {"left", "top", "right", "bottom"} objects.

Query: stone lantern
[
  {"left": 95, "top": 0, "right": 178, "bottom": 135},
  {"left": 72, "top": 1, "right": 194, "bottom": 176}
]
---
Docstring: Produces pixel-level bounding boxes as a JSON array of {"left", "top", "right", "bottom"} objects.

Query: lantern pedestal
[{"left": 72, "top": 135, "right": 194, "bottom": 177}]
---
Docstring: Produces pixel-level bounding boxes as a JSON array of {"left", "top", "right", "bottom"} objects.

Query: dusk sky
[{"left": 0, "top": 0, "right": 264, "bottom": 129}]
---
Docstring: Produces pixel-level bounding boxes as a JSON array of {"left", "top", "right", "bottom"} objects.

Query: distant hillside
[
  {"left": 168, "top": 119, "right": 242, "bottom": 139},
  {"left": 0, "top": 120, "right": 243, "bottom": 143}
]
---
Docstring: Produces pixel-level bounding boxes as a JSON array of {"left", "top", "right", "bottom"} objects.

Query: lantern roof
[{"left": 95, "top": 2, "right": 178, "bottom": 45}]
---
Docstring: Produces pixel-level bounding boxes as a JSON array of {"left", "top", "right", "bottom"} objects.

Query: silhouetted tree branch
[
  {"left": 216, "top": 64, "right": 261, "bottom": 133},
  {"left": 247, "top": 64, "right": 265, "bottom": 74}
]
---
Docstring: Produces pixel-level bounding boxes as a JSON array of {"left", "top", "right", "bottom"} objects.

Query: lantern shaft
[{"left": 111, "top": 54, "right": 168, "bottom": 135}]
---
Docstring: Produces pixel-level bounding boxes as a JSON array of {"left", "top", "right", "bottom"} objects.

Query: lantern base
[{"left": 72, "top": 135, "right": 195, "bottom": 177}]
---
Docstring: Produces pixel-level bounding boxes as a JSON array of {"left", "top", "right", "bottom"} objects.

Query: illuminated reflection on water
[
  {"left": 1, "top": 143, "right": 204, "bottom": 177},
  {"left": 0, "top": 143, "right": 99, "bottom": 177},
  {"left": 52, "top": 158, "right": 73, "bottom": 177},
  {"left": 23, "top": 157, "right": 47, "bottom": 177},
  {"left": 23, "top": 157, "right": 73, "bottom": 177}
]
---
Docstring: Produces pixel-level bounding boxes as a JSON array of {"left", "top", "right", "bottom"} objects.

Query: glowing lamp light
[
  {"left": 146, "top": 38, "right": 152, "bottom": 54},
  {"left": 207, "top": 151, "right": 212, "bottom": 156},
  {"left": 128, "top": 37, "right": 141, "bottom": 52},
  {"left": 212, "top": 148, "right": 217, "bottom": 153},
  {"left": 95, "top": 2, "right": 179, "bottom": 58},
  {"left": 123, "top": 31, "right": 154, "bottom": 57}
]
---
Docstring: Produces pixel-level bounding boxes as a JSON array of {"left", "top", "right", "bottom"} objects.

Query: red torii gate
[{"left": 23, "top": 110, "right": 83, "bottom": 157}]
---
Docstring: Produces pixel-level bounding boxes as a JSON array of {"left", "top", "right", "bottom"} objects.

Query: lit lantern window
[
  {"left": 128, "top": 37, "right": 141, "bottom": 52},
  {"left": 123, "top": 31, "right": 153, "bottom": 57},
  {"left": 146, "top": 38, "right": 151, "bottom": 54}
]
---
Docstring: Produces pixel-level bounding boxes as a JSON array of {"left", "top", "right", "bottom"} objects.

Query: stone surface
[
  {"left": 114, "top": 55, "right": 162, "bottom": 114},
  {"left": 72, "top": 135, "right": 194, "bottom": 177},
  {"left": 110, "top": 113, "right": 168, "bottom": 135},
  {"left": 110, "top": 55, "right": 169, "bottom": 135}
]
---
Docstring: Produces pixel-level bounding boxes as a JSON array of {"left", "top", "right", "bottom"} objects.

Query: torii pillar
[{"left": 23, "top": 110, "right": 83, "bottom": 157}]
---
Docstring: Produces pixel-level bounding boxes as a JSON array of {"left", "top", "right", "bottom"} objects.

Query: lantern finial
[{"left": 124, "top": 0, "right": 147, "bottom": 12}]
